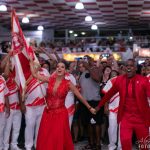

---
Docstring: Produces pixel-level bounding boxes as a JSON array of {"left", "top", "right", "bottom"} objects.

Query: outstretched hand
[
  {"left": 90, "top": 107, "right": 97, "bottom": 115},
  {"left": 95, "top": 106, "right": 100, "bottom": 113}
]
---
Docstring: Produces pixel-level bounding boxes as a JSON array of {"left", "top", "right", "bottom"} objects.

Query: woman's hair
[
  {"left": 57, "top": 59, "right": 69, "bottom": 70},
  {"left": 41, "top": 60, "right": 51, "bottom": 72},
  {"left": 109, "top": 70, "right": 119, "bottom": 79},
  {"left": 103, "top": 65, "right": 112, "bottom": 73}
]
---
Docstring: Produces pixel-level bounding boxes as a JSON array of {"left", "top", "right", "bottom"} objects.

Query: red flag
[{"left": 11, "top": 10, "right": 35, "bottom": 90}]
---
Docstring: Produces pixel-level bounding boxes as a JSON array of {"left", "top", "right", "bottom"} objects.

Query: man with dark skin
[{"left": 96, "top": 59, "right": 150, "bottom": 150}]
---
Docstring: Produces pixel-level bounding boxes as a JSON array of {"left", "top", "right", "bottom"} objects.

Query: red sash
[
  {"left": 10, "top": 102, "right": 20, "bottom": 110},
  {"left": 67, "top": 104, "right": 75, "bottom": 116},
  {"left": 26, "top": 97, "right": 45, "bottom": 107},
  {"left": 0, "top": 103, "right": 4, "bottom": 112}
]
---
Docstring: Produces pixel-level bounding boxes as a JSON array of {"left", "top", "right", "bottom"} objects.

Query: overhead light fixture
[
  {"left": 0, "top": 4, "right": 7, "bottom": 11},
  {"left": 75, "top": 2, "right": 84, "bottom": 10},
  {"left": 85, "top": 16, "right": 92, "bottom": 22},
  {"left": 69, "top": 30, "right": 74, "bottom": 34},
  {"left": 95, "top": 22, "right": 106, "bottom": 25},
  {"left": 129, "top": 36, "right": 133, "bottom": 40},
  {"left": 74, "top": 34, "right": 78, "bottom": 37},
  {"left": 91, "top": 24, "right": 98, "bottom": 30},
  {"left": 81, "top": 32, "right": 86, "bottom": 35},
  {"left": 22, "top": 17, "right": 29, "bottom": 23},
  {"left": 37, "top": 25, "right": 44, "bottom": 31}
]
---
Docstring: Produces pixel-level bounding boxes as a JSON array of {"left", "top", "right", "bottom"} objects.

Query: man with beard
[{"left": 96, "top": 59, "right": 150, "bottom": 150}]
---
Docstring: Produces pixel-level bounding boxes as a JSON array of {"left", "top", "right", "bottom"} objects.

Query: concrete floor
[
  {"left": 74, "top": 141, "right": 107, "bottom": 150},
  {"left": 74, "top": 141, "right": 137, "bottom": 150}
]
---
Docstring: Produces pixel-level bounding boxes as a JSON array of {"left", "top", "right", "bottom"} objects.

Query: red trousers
[{"left": 120, "top": 113, "right": 149, "bottom": 150}]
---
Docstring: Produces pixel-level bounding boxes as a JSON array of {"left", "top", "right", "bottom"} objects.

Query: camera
[
  {"left": 101, "top": 53, "right": 110, "bottom": 58},
  {"left": 75, "top": 57, "right": 82, "bottom": 61},
  {"left": 83, "top": 56, "right": 88, "bottom": 63}
]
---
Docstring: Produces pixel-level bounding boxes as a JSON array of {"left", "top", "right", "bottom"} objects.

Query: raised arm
[
  {"left": 52, "top": 48, "right": 61, "bottom": 62},
  {"left": 3, "top": 59, "right": 10, "bottom": 79},
  {"left": 29, "top": 58, "right": 49, "bottom": 82},
  {"left": 69, "top": 81, "right": 96, "bottom": 114},
  {"left": 0, "top": 52, "right": 11, "bottom": 70},
  {"left": 39, "top": 47, "right": 56, "bottom": 61},
  {"left": 83, "top": 62, "right": 103, "bottom": 82}
]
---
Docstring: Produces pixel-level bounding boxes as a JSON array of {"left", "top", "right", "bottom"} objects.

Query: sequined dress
[{"left": 36, "top": 75, "right": 74, "bottom": 150}]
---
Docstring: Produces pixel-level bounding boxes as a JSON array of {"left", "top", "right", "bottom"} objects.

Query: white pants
[
  {"left": 0, "top": 112, "right": 6, "bottom": 150},
  {"left": 69, "top": 114, "right": 74, "bottom": 129},
  {"left": 3, "top": 109, "right": 22, "bottom": 150},
  {"left": 65, "top": 94, "right": 75, "bottom": 130},
  {"left": 108, "top": 112, "right": 121, "bottom": 150},
  {"left": 25, "top": 105, "right": 45, "bottom": 150}
]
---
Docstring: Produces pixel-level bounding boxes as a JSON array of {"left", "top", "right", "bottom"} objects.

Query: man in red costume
[{"left": 96, "top": 59, "right": 150, "bottom": 150}]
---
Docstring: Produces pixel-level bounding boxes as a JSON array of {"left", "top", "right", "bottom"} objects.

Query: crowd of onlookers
[
  {"left": 29, "top": 47, "right": 150, "bottom": 150},
  {"left": 0, "top": 39, "right": 149, "bottom": 150},
  {"left": 1, "top": 35, "right": 150, "bottom": 53}
]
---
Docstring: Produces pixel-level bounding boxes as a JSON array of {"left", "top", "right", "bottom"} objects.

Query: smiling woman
[{"left": 29, "top": 59, "right": 96, "bottom": 150}]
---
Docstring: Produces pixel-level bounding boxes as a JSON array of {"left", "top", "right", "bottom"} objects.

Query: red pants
[{"left": 120, "top": 114, "right": 149, "bottom": 150}]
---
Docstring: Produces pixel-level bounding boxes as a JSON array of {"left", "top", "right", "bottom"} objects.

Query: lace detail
[{"left": 46, "top": 76, "right": 70, "bottom": 109}]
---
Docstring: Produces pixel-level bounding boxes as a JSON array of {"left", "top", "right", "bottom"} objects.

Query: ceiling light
[
  {"left": 69, "top": 30, "right": 74, "bottom": 34},
  {"left": 27, "top": 14, "right": 39, "bottom": 17},
  {"left": 74, "top": 34, "right": 78, "bottom": 37},
  {"left": 22, "top": 17, "right": 29, "bottom": 23},
  {"left": 95, "top": 22, "right": 106, "bottom": 25},
  {"left": 37, "top": 25, "right": 44, "bottom": 31},
  {"left": 16, "top": 13, "right": 39, "bottom": 18},
  {"left": 81, "top": 32, "right": 86, "bottom": 35},
  {"left": 75, "top": 2, "right": 84, "bottom": 10},
  {"left": 91, "top": 24, "right": 98, "bottom": 30},
  {"left": 129, "top": 36, "right": 133, "bottom": 40},
  {"left": 0, "top": 4, "right": 7, "bottom": 11},
  {"left": 85, "top": 16, "right": 92, "bottom": 22}
]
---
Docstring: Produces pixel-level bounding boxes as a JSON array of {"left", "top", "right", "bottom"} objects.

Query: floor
[
  {"left": 18, "top": 140, "right": 137, "bottom": 150},
  {"left": 74, "top": 141, "right": 137, "bottom": 150},
  {"left": 74, "top": 141, "right": 107, "bottom": 150}
]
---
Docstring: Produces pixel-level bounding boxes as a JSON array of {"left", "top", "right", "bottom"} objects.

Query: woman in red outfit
[{"left": 30, "top": 59, "right": 96, "bottom": 150}]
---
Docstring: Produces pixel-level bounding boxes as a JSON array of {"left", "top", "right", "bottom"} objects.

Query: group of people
[{"left": 0, "top": 43, "right": 149, "bottom": 150}]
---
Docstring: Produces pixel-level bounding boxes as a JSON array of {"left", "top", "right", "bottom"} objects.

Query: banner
[{"left": 11, "top": 10, "right": 35, "bottom": 91}]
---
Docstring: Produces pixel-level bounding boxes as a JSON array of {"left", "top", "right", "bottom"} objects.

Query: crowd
[
  {"left": 1, "top": 35, "right": 149, "bottom": 53},
  {"left": 0, "top": 41, "right": 149, "bottom": 150}
]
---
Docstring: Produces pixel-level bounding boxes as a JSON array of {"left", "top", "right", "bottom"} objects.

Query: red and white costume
[
  {"left": 3, "top": 74, "right": 21, "bottom": 150},
  {"left": 98, "top": 74, "right": 150, "bottom": 150},
  {"left": 65, "top": 74, "right": 76, "bottom": 129},
  {"left": 24, "top": 68, "right": 50, "bottom": 150},
  {"left": 0, "top": 76, "right": 9, "bottom": 150},
  {"left": 102, "top": 77, "right": 121, "bottom": 150}
]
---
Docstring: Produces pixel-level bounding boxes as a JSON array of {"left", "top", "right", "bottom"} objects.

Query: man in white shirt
[
  {"left": 0, "top": 75, "right": 10, "bottom": 150},
  {"left": 21, "top": 68, "right": 50, "bottom": 150}
]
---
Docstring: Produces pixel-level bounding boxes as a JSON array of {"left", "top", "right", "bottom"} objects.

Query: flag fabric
[{"left": 11, "top": 9, "right": 35, "bottom": 92}]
